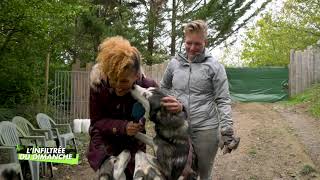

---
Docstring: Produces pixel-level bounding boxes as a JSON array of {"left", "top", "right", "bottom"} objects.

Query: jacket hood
[
  {"left": 89, "top": 63, "right": 107, "bottom": 89},
  {"left": 177, "top": 48, "right": 212, "bottom": 64}
]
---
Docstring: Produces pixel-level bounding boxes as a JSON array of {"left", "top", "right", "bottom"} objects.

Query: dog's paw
[
  {"left": 113, "top": 150, "right": 131, "bottom": 179},
  {"left": 134, "top": 151, "right": 165, "bottom": 180},
  {"left": 98, "top": 156, "right": 116, "bottom": 180}
]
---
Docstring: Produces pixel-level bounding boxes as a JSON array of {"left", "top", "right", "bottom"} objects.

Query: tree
[
  {"left": 283, "top": 0, "right": 320, "bottom": 34},
  {"left": 0, "top": 0, "right": 275, "bottom": 119},
  {"left": 175, "top": 0, "right": 272, "bottom": 49},
  {"left": 133, "top": 0, "right": 272, "bottom": 62},
  {"left": 73, "top": 0, "right": 148, "bottom": 63},
  {"left": 0, "top": 0, "right": 89, "bottom": 109},
  {"left": 241, "top": 0, "right": 320, "bottom": 67}
]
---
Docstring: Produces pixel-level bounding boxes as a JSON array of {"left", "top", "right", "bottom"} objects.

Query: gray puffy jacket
[{"left": 160, "top": 49, "right": 233, "bottom": 131}]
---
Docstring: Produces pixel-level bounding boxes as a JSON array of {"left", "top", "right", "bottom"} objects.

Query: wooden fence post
[
  {"left": 302, "top": 50, "right": 308, "bottom": 93},
  {"left": 289, "top": 43, "right": 320, "bottom": 96},
  {"left": 295, "top": 51, "right": 301, "bottom": 94},
  {"left": 314, "top": 47, "right": 320, "bottom": 83},
  {"left": 289, "top": 50, "right": 295, "bottom": 97}
]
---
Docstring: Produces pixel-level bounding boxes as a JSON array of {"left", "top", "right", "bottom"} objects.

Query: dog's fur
[
  {"left": 133, "top": 151, "right": 165, "bottom": 180},
  {"left": 0, "top": 167, "right": 21, "bottom": 180},
  {"left": 131, "top": 85, "right": 197, "bottom": 180},
  {"left": 98, "top": 150, "right": 131, "bottom": 180}
]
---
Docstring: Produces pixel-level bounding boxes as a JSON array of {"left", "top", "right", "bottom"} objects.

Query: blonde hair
[
  {"left": 183, "top": 20, "right": 208, "bottom": 39},
  {"left": 96, "top": 36, "right": 141, "bottom": 81}
]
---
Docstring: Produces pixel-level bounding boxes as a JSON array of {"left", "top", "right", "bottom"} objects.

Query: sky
[{"left": 211, "top": 0, "right": 285, "bottom": 67}]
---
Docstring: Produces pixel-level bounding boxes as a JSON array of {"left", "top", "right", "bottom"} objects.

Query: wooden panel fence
[
  {"left": 289, "top": 42, "right": 320, "bottom": 97},
  {"left": 142, "top": 61, "right": 168, "bottom": 84},
  {"left": 56, "top": 42, "right": 320, "bottom": 122}
]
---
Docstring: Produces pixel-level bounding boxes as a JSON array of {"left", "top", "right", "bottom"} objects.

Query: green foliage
[
  {"left": 191, "top": 0, "right": 271, "bottom": 48},
  {"left": 0, "top": 0, "right": 89, "bottom": 113},
  {"left": 241, "top": 0, "right": 320, "bottom": 67},
  {"left": 131, "top": 0, "right": 270, "bottom": 58},
  {"left": 0, "top": 104, "right": 56, "bottom": 126},
  {"left": 287, "top": 84, "right": 320, "bottom": 118},
  {"left": 0, "top": 0, "right": 270, "bottom": 120},
  {"left": 283, "top": 0, "right": 320, "bottom": 34},
  {"left": 74, "top": 1, "right": 146, "bottom": 63},
  {"left": 0, "top": 108, "right": 16, "bottom": 122}
]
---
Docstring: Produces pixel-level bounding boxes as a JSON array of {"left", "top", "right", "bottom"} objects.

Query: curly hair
[
  {"left": 183, "top": 20, "right": 208, "bottom": 39},
  {"left": 96, "top": 36, "right": 141, "bottom": 82}
]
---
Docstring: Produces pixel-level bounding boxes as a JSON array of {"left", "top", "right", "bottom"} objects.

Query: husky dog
[{"left": 131, "top": 85, "right": 197, "bottom": 180}]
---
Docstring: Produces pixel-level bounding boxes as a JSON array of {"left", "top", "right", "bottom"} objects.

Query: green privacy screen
[{"left": 226, "top": 67, "right": 288, "bottom": 102}]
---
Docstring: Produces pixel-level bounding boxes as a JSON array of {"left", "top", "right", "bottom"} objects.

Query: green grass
[
  {"left": 299, "top": 164, "right": 317, "bottom": 176},
  {"left": 248, "top": 148, "right": 257, "bottom": 157},
  {"left": 249, "top": 175, "right": 258, "bottom": 180},
  {"left": 285, "top": 84, "right": 320, "bottom": 118}
]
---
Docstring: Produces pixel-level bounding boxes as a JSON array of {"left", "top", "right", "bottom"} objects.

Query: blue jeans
[{"left": 191, "top": 128, "right": 219, "bottom": 180}]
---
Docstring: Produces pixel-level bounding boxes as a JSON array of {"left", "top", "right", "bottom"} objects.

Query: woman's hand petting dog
[
  {"left": 161, "top": 96, "right": 183, "bottom": 113},
  {"left": 126, "top": 121, "right": 144, "bottom": 136}
]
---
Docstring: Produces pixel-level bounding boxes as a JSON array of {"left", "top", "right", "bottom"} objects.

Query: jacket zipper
[{"left": 188, "top": 64, "right": 192, "bottom": 122}]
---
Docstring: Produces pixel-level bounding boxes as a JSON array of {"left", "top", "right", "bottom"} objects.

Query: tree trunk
[
  {"left": 44, "top": 50, "right": 51, "bottom": 112},
  {"left": 170, "top": 0, "right": 177, "bottom": 56},
  {"left": 147, "top": 2, "right": 156, "bottom": 59}
]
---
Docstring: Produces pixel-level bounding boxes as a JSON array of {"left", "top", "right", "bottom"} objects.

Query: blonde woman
[{"left": 161, "top": 20, "right": 238, "bottom": 179}]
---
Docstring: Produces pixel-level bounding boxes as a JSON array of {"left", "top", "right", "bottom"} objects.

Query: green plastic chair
[
  {"left": 0, "top": 121, "right": 42, "bottom": 180},
  {"left": 36, "top": 113, "right": 77, "bottom": 153},
  {"left": 12, "top": 116, "right": 55, "bottom": 177},
  {"left": 0, "top": 146, "right": 24, "bottom": 180}
]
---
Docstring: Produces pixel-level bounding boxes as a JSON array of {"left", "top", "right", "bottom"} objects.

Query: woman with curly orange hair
[{"left": 87, "top": 36, "right": 158, "bottom": 179}]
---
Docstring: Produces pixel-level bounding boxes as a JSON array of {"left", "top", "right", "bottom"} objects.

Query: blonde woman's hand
[{"left": 161, "top": 96, "right": 183, "bottom": 113}]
